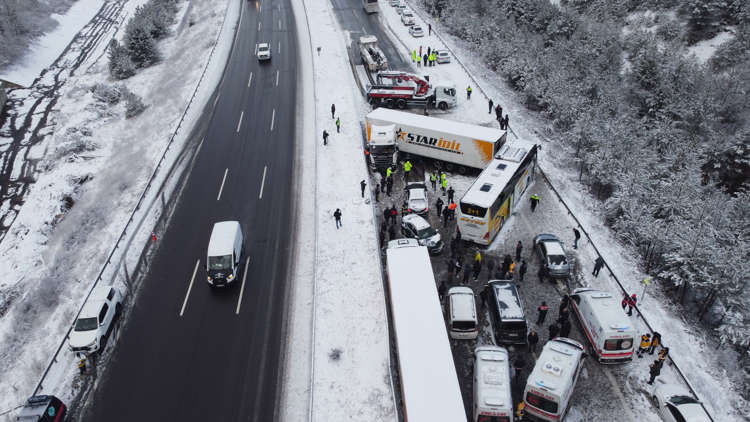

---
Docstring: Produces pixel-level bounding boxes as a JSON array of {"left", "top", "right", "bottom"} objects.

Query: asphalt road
[{"left": 82, "top": 1, "right": 298, "bottom": 421}]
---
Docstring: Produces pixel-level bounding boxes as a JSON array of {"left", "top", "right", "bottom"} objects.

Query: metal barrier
[{"left": 31, "top": 0, "right": 238, "bottom": 399}]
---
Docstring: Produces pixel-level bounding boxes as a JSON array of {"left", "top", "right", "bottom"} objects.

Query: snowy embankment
[
  {"left": 395, "top": 0, "right": 747, "bottom": 419},
  {"left": 0, "top": 0, "right": 238, "bottom": 417},
  {"left": 281, "top": 0, "right": 397, "bottom": 421}
]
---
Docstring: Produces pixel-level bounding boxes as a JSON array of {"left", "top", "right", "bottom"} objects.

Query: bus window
[{"left": 460, "top": 203, "right": 487, "bottom": 218}]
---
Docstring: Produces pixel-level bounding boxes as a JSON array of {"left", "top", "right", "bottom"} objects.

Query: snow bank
[{"left": 688, "top": 30, "right": 735, "bottom": 64}]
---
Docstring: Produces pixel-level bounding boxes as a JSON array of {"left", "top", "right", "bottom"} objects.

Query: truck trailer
[{"left": 365, "top": 108, "right": 507, "bottom": 172}]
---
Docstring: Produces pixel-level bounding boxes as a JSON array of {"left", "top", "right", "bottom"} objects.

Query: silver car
[
  {"left": 437, "top": 50, "right": 451, "bottom": 63},
  {"left": 401, "top": 214, "right": 443, "bottom": 255},
  {"left": 652, "top": 382, "right": 711, "bottom": 422},
  {"left": 405, "top": 182, "right": 428, "bottom": 215},
  {"left": 409, "top": 25, "right": 425, "bottom": 37},
  {"left": 534, "top": 233, "right": 572, "bottom": 279}
]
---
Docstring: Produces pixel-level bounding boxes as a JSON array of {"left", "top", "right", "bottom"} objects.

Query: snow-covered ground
[
  {"left": 0, "top": 0, "right": 104, "bottom": 87},
  {"left": 0, "top": 0, "right": 239, "bottom": 417},
  {"left": 688, "top": 30, "right": 735, "bottom": 63}
]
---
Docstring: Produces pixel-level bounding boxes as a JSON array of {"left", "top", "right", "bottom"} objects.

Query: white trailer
[
  {"left": 365, "top": 108, "right": 507, "bottom": 172},
  {"left": 385, "top": 239, "right": 466, "bottom": 422}
]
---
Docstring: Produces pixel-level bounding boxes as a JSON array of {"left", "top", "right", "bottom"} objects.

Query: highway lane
[
  {"left": 81, "top": 0, "right": 298, "bottom": 420},
  {"left": 329, "top": 0, "right": 411, "bottom": 71}
]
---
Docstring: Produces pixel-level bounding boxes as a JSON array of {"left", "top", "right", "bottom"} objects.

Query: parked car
[
  {"left": 652, "top": 382, "right": 711, "bottom": 422},
  {"left": 389, "top": 0, "right": 401, "bottom": 6},
  {"left": 533, "top": 233, "right": 572, "bottom": 279},
  {"left": 401, "top": 214, "right": 444, "bottom": 255},
  {"left": 256, "top": 42, "right": 271, "bottom": 61},
  {"left": 401, "top": 10, "right": 415, "bottom": 25},
  {"left": 446, "top": 287, "right": 478, "bottom": 339},
  {"left": 69, "top": 285, "right": 123, "bottom": 354},
  {"left": 396, "top": 4, "right": 406, "bottom": 14},
  {"left": 409, "top": 25, "right": 425, "bottom": 37},
  {"left": 483, "top": 280, "right": 528, "bottom": 344},
  {"left": 16, "top": 395, "right": 67, "bottom": 422},
  {"left": 437, "top": 50, "right": 451, "bottom": 63},
  {"left": 405, "top": 182, "right": 428, "bottom": 215}
]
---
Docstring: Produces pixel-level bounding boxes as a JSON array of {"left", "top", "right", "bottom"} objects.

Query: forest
[{"left": 423, "top": 0, "right": 750, "bottom": 384}]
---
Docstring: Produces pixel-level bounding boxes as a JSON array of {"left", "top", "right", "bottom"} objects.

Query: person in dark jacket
[
  {"left": 592, "top": 256, "right": 605, "bottom": 276},
  {"left": 558, "top": 307, "right": 570, "bottom": 325},
  {"left": 438, "top": 280, "right": 447, "bottom": 301},
  {"left": 436, "top": 197, "right": 444, "bottom": 217},
  {"left": 323, "top": 130, "right": 329, "bottom": 145},
  {"left": 331, "top": 103, "right": 335, "bottom": 119},
  {"left": 462, "top": 266, "right": 472, "bottom": 284},
  {"left": 388, "top": 223, "right": 396, "bottom": 240},
  {"left": 447, "top": 186, "right": 455, "bottom": 203},
  {"left": 573, "top": 227, "right": 581, "bottom": 249},
  {"left": 548, "top": 321, "right": 559, "bottom": 340},
  {"left": 386, "top": 176, "right": 393, "bottom": 197},
  {"left": 560, "top": 318, "right": 571, "bottom": 337},
  {"left": 383, "top": 208, "right": 390, "bottom": 223},
  {"left": 621, "top": 293, "right": 629, "bottom": 310},
  {"left": 627, "top": 294, "right": 637, "bottom": 316},
  {"left": 501, "top": 254, "right": 512, "bottom": 277},
  {"left": 442, "top": 206, "right": 450, "bottom": 228},
  {"left": 360, "top": 180, "right": 366, "bottom": 198},
  {"left": 559, "top": 295, "right": 570, "bottom": 314},
  {"left": 389, "top": 206, "right": 398, "bottom": 224},
  {"left": 486, "top": 258, "right": 495, "bottom": 281},
  {"left": 515, "top": 240, "right": 523, "bottom": 262},
  {"left": 472, "top": 259, "right": 482, "bottom": 280},
  {"left": 519, "top": 260, "right": 528, "bottom": 282},
  {"left": 374, "top": 184, "right": 380, "bottom": 202},
  {"left": 647, "top": 360, "right": 662, "bottom": 385},
  {"left": 527, "top": 330, "right": 539, "bottom": 353},
  {"left": 333, "top": 209, "right": 342, "bottom": 229},
  {"left": 512, "top": 357, "right": 526, "bottom": 387},
  {"left": 537, "top": 301, "right": 549, "bottom": 324},
  {"left": 488, "top": 99, "right": 494, "bottom": 114},
  {"left": 445, "top": 258, "right": 455, "bottom": 278},
  {"left": 378, "top": 229, "right": 385, "bottom": 247}
]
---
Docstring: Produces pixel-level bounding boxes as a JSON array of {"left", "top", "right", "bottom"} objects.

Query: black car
[{"left": 17, "top": 395, "right": 66, "bottom": 422}]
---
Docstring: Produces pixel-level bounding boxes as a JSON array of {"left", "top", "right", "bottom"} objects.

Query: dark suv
[
  {"left": 17, "top": 395, "right": 66, "bottom": 422},
  {"left": 483, "top": 280, "right": 528, "bottom": 345}
]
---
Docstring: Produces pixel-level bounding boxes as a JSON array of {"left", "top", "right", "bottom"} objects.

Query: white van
[
  {"left": 569, "top": 288, "right": 635, "bottom": 363},
  {"left": 447, "top": 286, "right": 478, "bottom": 339},
  {"left": 473, "top": 346, "right": 513, "bottom": 422},
  {"left": 523, "top": 338, "right": 585, "bottom": 422},
  {"left": 206, "top": 221, "right": 244, "bottom": 287}
]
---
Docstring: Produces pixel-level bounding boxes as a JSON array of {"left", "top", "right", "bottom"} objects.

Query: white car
[
  {"left": 405, "top": 182, "right": 428, "bottom": 215},
  {"left": 256, "top": 42, "right": 271, "bottom": 61},
  {"left": 396, "top": 4, "right": 406, "bottom": 14},
  {"left": 389, "top": 0, "right": 400, "bottom": 6},
  {"left": 401, "top": 10, "right": 415, "bottom": 25},
  {"left": 409, "top": 25, "right": 425, "bottom": 37},
  {"left": 437, "top": 50, "right": 451, "bottom": 63},
  {"left": 652, "top": 382, "right": 711, "bottom": 422},
  {"left": 69, "top": 285, "right": 123, "bottom": 354}
]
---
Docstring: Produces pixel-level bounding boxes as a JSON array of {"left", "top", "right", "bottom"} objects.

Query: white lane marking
[
  {"left": 278, "top": 41, "right": 281, "bottom": 54},
  {"left": 258, "top": 21, "right": 261, "bottom": 31},
  {"left": 248, "top": 72, "right": 253, "bottom": 87},
  {"left": 180, "top": 260, "right": 200, "bottom": 316},
  {"left": 216, "top": 168, "right": 229, "bottom": 201},
  {"left": 259, "top": 165, "right": 268, "bottom": 199},
  {"left": 275, "top": 70, "right": 279, "bottom": 86},
  {"left": 270, "top": 109, "right": 275, "bottom": 131},
  {"left": 279, "top": 19, "right": 282, "bottom": 29},
  {"left": 362, "top": 26, "right": 366, "bottom": 33},
  {"left": 235, "top": 257, "right": 252, "bottom": 315},
  {"left": 213, "top": 93, "right": 220, "bottom": 108},
  {"left": 236, "top": 110, "right": 244, "bottom": 133}
]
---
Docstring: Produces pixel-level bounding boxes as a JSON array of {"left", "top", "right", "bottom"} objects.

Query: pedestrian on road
[
  {"left": 501, "top": 254, "right": 512, "bottom": 277},
  {"left": 380, "top": 220, "right": 387, "bottom": 233},
  {"left": 447, "top": 186, "right": 455, "bottom": 203},
  {"left": 360, "top": 180, "right": 366, "bottom": 198},
  {"left": 401, "top": 201, "right": 408, "bottom": 216},
  {"left": 472, "top": 258, "right": 482, "bottom": 280},
  {"left": 508, "top": 261, "right": 516, "bottom": 280},
  {"left": 450, "top": 236, "right": 458, "bottom": 258},
  {"left": 530, "top": 193, "right": 540, "bottom": 212},
  {"left": 638, "top": 333, "right": 652, "bottom": 358},
  {"left": 488, "top": 99, "right": 494, "bottom": 114},
  {"left": 388, "top": 223, "right": 396, "bottom": 240},
  {"left": 448, "top": 200, "right": 457, "bottom": 220},
  {"left": 427, "top": 46, "right": 431, "bottom": 56},
  {"left": 512, "top": 357, "right": 526, "bottom": 385},
  {"left": 322, "top": 130, "right": 329, "bottom": 145},
  {"left": 647, "top": 360, "right": 662, "bottom": 385},
  {"left": 658, "top": 347, "right": 670, "bottom": 363},
  {"left": 423, "top": 54, "right": 428, "bottom": 66},
  {"left": 504, "top": 115, "right": 510, "bottom": 131},
  {"left": 403, "top": 160, "right": 412, "bottom": 180},
  {"left": 455, "top": 225, "right": 461, "bottom": 241},
  {"left": 527, "top": 329, "right": 539, "bottom": 353},
  {"left": 438, "top": 280, "right": 447, "bottom": 301},
  {"left": 412, "top": 49, "right": 416, "bottom": 62},
  {"left": 627, "top": 294, "right": 637, "bottom": 316},
  {"left": 380, "top": 172, "right": 385, "bottom": 192},
  {"left": 428, "top": 23, "right": 432, "bottom": 35},
  {"left": 486, "top": 258, "right": 495, "bottom": 281},
  {"left": 495, "top": 104, "right": 502, "bottom": 122},
  {"left": 331, "top": 104, "right": 336, "bottom": 119},
  {"left": 374, "top": 184, "right": 380, "bottom": 202},
  {"left": 559, "top": 295, "right": 570, "bottom": 314},
  {"left": 621, "top": 293, "right": 629, "bottom": 310},
  {"left": 558, "top": 306, "right": 570, "bottom": 325},
  {"left": 515, "top": 240, "right": 523, "bottom": 262},
  {"left": 379, "top": 228, "right": 385, "bottom": 247},
  {"left": 382, "top": 208, "right": 390, "bottom": 224},
  {"left": 537, "top": 301, "right": 549, "bottom": 325},
  {"left": 333, "top": 208, "right": 342, "bottom": 229},
  {"left": 466, "top": 85, "right": 472, "bottom": 99},
  {"left": 548, "top": 321, "right": 559, "bottom": 340},
  {"left": 516, "top": 402, "right": 526, "bottom": 420},
  {"left": 386, "top": 166, "right": 392, "bottom": 179},
  {"left": 442, "top": 206, "right": 450, "bottom": 228},
  {"left": 441, "top": 177, "right": 448, "bottom": 195},
  {"left": 463, "top": 265, "right": 472, "bottom": 284},
  {"left": 519, "top": 260, "right": 527, "bottom": 282},
  {"left": 455, "top": 257, "right": 464, "bottom": 279},
  {"left": 436, "top": 197, "right": 444, "bottom": 217},
  {"left": 78, "top": 356, "right": 87, "bottom": 375},
  {"left": 389, "top": 205, "right": 398, "bottom": 224},
  {"left": 560, "top": 318, "right": 571, "bottom": 337},
  {"left": 573, "top": 228, "right": 581, "bottom": 249},
  {"left": 593, "top": 256, "right": 605, "bottom": 276},
  {"left": 649, "top": 332, "right": 661, "bottom": 354},
  {"left": 416, "top": 54, "right": 421, "bottom": 67},
  {"left": 430, "top": 172, "right": 437, "bottom": 190},
  {"left": 419, "top": 45, "right": 423, "bottom": 57},
  {"left": 336, "top": 117, "right": 341, "bottom": 133},
  {"left": 386, "top": 177, "right": 393, "bottom": 196}
]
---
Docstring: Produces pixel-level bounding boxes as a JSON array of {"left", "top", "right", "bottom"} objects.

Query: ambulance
[
  {"left": 473, "top": 346, "right": 513, "bottom": 422},
  {"left": 523, "top": 338, "right": 586, "bottom": 421},
  {"left": 569, "top": 288, "right": 636, "bottom": 363}
]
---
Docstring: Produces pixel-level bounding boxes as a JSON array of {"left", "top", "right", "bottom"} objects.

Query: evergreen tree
[{"left": 107, "top": 39, "right": 136, "bottom": 80}]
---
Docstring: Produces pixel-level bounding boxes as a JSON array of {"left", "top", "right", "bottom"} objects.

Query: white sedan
[
  {"left": 437, "top": 50, "right": 451, "bottom": 63},
  {"left": 256, "top": 43, "right": 271, "bottom": 61},
  {"left": 409, "top": 25, "right": 424, "bottom": 38},
  {"left": 401, "top": 10, "right": 415, "bottom": 25},
  {"left": 652, "top": 382, "right": 711, "bottom": 422}
]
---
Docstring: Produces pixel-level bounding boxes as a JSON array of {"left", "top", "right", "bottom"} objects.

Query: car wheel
[
  {"left": 438, "top": 102, "right": 448, "bottom": 111},
  {"left": 397, "top": 99, "right": 407, "bottom": 109}
]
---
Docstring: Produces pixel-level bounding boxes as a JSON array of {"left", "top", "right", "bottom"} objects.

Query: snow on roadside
[
  {"left": 280, "top": 0, "right": 398, "bottom": 420},
  {"left": 688, "top": 30, "right": 734, "bottom": 64},
  {"left": 0, "top": 0, "right": 238, "bottom": 416},
  {"left": 0, "top": 0, "right": 104, "bottom": 87},
  {"left": 398, "top": 0, "right": 748, "bottom": 419}
]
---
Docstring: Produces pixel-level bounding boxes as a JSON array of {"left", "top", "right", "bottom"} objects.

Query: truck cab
[
  {"left": 366, "top": 123, "right": 398, "bottom": 170},
  {"left": 433, "top": 83, "right": 457, "bottom": 110}
]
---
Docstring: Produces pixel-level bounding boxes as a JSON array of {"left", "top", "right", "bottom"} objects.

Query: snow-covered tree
[{"left": 107, "top": 39, "right": 136, "bottom": 80}]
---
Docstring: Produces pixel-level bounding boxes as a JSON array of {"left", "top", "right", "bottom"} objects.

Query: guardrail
[{"left": 30, "top": 0, "right": 237, "bottom": 400}]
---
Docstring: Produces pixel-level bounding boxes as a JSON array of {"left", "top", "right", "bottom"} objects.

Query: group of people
[
  {"left": 322, "top": 103, "right": 341, "bottom": 145},
  {"left": 488, "top": 98, "right": 510, "bottom": 130},
  {"left": 639, "top": 332, "right": 670, "bottom": 384},
  {"left": 412, "top": 45, "right": 440, "bottom": 67}
]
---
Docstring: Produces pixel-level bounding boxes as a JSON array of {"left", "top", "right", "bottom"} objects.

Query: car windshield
[
  {"left": 74, "top": 317, "right": 98, "bottom": 331},
  {"left": 259, "top": 46, "right": 269, "bottom": 52},
  {"left": 670, "top": 395, "right": 699, "bottom": 405},
  {"left": 208, "top": 255, "right": 232, "bottom": 270},
  {"left": 417, "top": 226, "right": 437, "bottom": 238},
  {"left": 410, "top": 198, "right": 426, "bottom": 208},
  {"left": 548, "top": 254, "right": 567, "bottom": 265}
]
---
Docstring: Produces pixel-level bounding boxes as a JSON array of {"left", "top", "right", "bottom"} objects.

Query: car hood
[
  {"left": 69, "top": 330, "right": 96, "bottom": 347},
  {"left": 409, "top": 198, "right": 427, "bottom": 210}
]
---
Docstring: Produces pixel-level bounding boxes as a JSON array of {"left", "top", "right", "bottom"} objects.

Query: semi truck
[
  {"left": 366, "top": 71, "right": 456, "bottom": 111},
  {"left": 359, "top": 36, "right": 388, "bottom": 72},
  {"left": 365, "top": 108, "right": 507, "bottom": 173}
]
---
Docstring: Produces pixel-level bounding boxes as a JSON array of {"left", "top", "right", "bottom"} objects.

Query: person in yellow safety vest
[
  {"left": 637, "top": 333, "right": 652, "bottom": 358},
  {"left": 474, "top": 251, "right": 482, "bottom": 264},
  {"left": 416, "top": 54, "right": 421, "bottom": 67},
  {"left": 430, "top": 52, "right": 436, "bottom": 66},
  {"left": 386, "top": 167, "right": 392, "bottom": 178},
  {"left": 441, "top": 177, "right": 448, "bottom": 195},
  {"left": 429, "top": 173, "right": 437, "bottom": 190},
  {"left": 467, "top": 85, "right": 472, "bottom": 99},
  {"left": 412, "top": 49, "right": 416, "bottom": 62},
  {"left": 516, "top": 401, "right": 525, "bottom": 418},
  {"left": 403, "top": 160, "right": 412, "bottom": 180}
]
